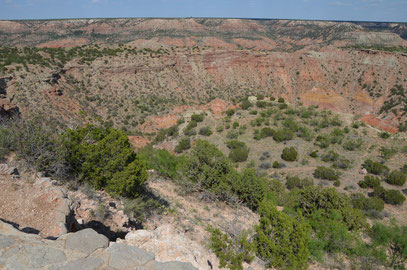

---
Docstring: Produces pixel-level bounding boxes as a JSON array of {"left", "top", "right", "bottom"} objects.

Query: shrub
[
  {"left": 226, "top": 130, "right": 239, "bottom": 139},
  {"left": 227, "top": 140, "right": 249, "bottom": 163},
  {"left": 279, "top": 103, "right": 288, "bottom": 110},
  {"left": 373, "top": 186, "right": 406, "bottom": 205},
  {"left": 216, "top": 125, "right": 224, "bottom": 133},
  {"left": 371, "top": 223, "right": 407, "bottom": 269},
  {"left": 0, "top": 117, "right": 69, "bottom": 178},
  {"left": 278, "top": 97, "right": 285, "bottom": 103},
  {"left": 380, "top": 146, "right": 398, "bottom": 160},
  {"left": 255, "top": 201, "right": 310, "bottom": 270},
  {"left": 225, "top": 108, "right": 235, "bottom": 117},
  {"left": 240, "top": 100, "right": 252, "bottom": 110},
  {"left": 199, "top": 126, "right": 212, "bottom": 136},
  {"left": 174, "top": 138, "right": 191, "bottom": 153},
  {"left": 259, "top": 162, "right": 271, "bottom": 170},
  {"left": 138, "top": 147, "right": 179, "bottom": 179},
  {"left": 207, "top": 226, "right": 254, "bottom": 270},
  {"left": 378, "top": 131, "right": 391, "bottom": 139},
  {"left": 314, "top": 134, "right": 330, "bottom": 148},
  {"left": 256, "top": 100, "right": 268, "bottom": 108},
  {"left": 343, "top": 139, "right": 363, "bottom": 151},
  {"left": 286, "top": 176, "right": 314, "bottom": 190},
  {"left": 232, "top": 168, "right": 268, "bottom": 210},
  {"left": 363, "top": 159, "right": 389, "bottom": 175},
  {"left": 385, "top": 171, "right": 407, "bottom": 186},
  {"left": 281, "top": 147, "right": 298, "bottom": 162},
  {"left": 273, "top": 161, "right": 280, "bottom": 168},
  {"left": 313, "top": 166, "right": 339, "bottom": 181},
  {"left": 358, "top": 175, "right": 381, "bottom": 189},
  {"left": 191, "top": 113, "right": 205, "bottom": 122},
  {"left": 351, "top": 193, "right": 384, "bottom": 211},
  {"left": 321, "top": 150, "right": 339, "bottom": 162},
  {"left": 309, "top": 150, "right": 318, "bottom": 158},
  {"left": 63, "top": 125, "right": 147, "bottom": 197},
  {"left": 295, "top": 186, "right": 367, "bottom": 230},
  {"left": 259, "top": 127, "right": 274, "bottom": 138},
  {"left": 273, "top": 128, "right": 294, "bottom": 142}
]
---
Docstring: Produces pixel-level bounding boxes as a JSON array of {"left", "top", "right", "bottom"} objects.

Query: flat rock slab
[
  {"left": 63, "top": 228, "right": 109, "bottom": 255},
  {"left": 108, "top": 242, "right": 155, "bottom": 269}
]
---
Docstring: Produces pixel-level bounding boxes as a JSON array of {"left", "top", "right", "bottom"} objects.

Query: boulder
[{"left": 63, "top": 228, "right": 109, "bottom": 255}]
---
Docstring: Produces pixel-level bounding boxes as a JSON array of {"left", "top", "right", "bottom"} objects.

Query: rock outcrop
[
  {"left": 120, "top": 224, "right": 218, "bottom": 270},
  {"left": 0, "top": 220, "right": 197, "bottom": 270}
]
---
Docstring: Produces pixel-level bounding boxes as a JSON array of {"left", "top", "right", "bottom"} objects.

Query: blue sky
[{"left": 0, "top": 0, "right": 406, "bottom": 22}]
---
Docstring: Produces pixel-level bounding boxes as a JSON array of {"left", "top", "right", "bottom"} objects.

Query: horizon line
[{"left": 1, "top": 16, "right": 406, "bottom": 24}]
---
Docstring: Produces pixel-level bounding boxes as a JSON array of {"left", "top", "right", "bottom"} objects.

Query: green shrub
[
  {"left": 226, "top": 130, "right": 239, "bottom": 139},
  {"left": 273, "top": 128, "right": 294, "bottom": 142},
  {"left": 225, "top": 108, "right": 235, "bottom": 117},
  {"left": 358, "top": 175, "right": 381, "bottom": 189},
  {"left": 321, "top": 150, "right": 339, "bottom": 162},
  {"left": 295, "top": 186, "right": 367, "bottom": 230},
  {"left": 232, "top": 168, "right": 268, "bottom": 210},
  {"left": 343, "top": 139, "right": 363, "bottom": 151},
  {"left": 373, "top": 186, "right": 406, "bottom": 205},
  {"left": 378, "top": 131, "right": 391, "bottom": 139},
  {"left": 63, "top": 125, "right": 147, "bottom": 197},
  {"left": 240, "top": 100, "right": 252, "bottom": 110},
  {"left": 256, "top": 100, "right": 268, "bottom": 108},
  {"left": 309, "top": 150, "right": 318, "bottom": 158},
  {"left": 138, "top": 147, "right": 179, "bottom": 179},
  {"left": 281, "top": 147, "right": 298, "bottom": 162},
  {"left": 286, "top": 176, "right": 314, "bottom": 190},
  {"left": 278, "top": 97, "right": 285, "bottom": 103},
  {"left": 351, "top": 193, "right": 384, "bottom": 211},
  {"left": 279, "top": 103, "right": 288, "bottom": 110},
  {"left": 191, "top": 113, "right": 205, "bottom": 122},
  {"left": 174, "top": 138, "right": 191, "bottom": 153},
  {"left": 255, "top": 201, "right": 310, "bottom": 270},
  {"left": 186, "top": 120, "right": 197, "bottom": 130},
  {"left": 199, "top": 126, "right": 212, "bottom": 136},
  {"left": 216, "top": 125, "right": 224, "bottom": 133},
  {"left": 380, "top": 146, "right": 398, "bottom": 160},
  {"left": 314, "top": 134, "right": 330, "bottom": 148},
  {"left": 363, "top": 159, "right": 389, "bottom": 175},
  {"left": 273, "top": 161, "right": 280, "bottom": 168},
  {"left": 313, "top": 166, "right": 339, "bottom": 181},
  {"left": 207, "top": 226, "right": 254, "bottom": 270},
  {"left": 385, "top": 171, "right": 406, "bottom": 186},
  {"left": 371, "top": 223, "right": 407, "bottom": 269},
  {"left": 227, "top": 140, "right": 249, "bottom": 163},
  {"left": 259, "top": 127, "right": 274, "bottom": 138}
]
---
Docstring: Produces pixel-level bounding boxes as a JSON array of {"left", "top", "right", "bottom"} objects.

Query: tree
[
  {"left": 255, "top": 201, "right": 310, "bottom": 270},
  {"left": 63, "top": 124, "right": 147, "bottom": 197},
  {"left": 385, "top": 171, "right": 406, "bottom": 186}
]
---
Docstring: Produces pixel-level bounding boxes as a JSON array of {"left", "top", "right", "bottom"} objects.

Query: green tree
[
  {"left": 255, "top": 201, "right": 310, "bottom": 270},
  {"left": 63, "top": 125, "right": 147, "bottom": 197}
]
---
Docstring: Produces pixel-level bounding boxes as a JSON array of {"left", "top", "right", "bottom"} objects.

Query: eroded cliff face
[{"left": 0, "top": 18, "right": 406, "bottom": 132}]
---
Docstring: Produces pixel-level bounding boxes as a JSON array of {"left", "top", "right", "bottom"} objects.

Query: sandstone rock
[
  {"left": 125, "top": 229, "right": 154, "bottom": 246},
  {"left": 0, "top": 220, "right": 195, "bottom": 270},
  {"left": 108, "top": 242, "right": 155, "bottom": 269},
  {"left": 62, "top": 257, "right": 104, "bottom": 270},
  {"left": 63, "top": 228, "right": 109, "bottom": 255},
  {"left": 122, "top": 224, "right": 214, "bottom": 269},
  {"left": 360, "top": 168, "right": 368, "bottom": 175}
]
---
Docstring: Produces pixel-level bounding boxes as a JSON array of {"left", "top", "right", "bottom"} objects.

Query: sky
[{"left": 0, "top": 0, "right": 406, "bottom": 22}]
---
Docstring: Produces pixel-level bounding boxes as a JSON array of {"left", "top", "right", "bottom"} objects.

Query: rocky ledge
[{"left": 0, "top": 220, "right": 197, "bottom": 270}]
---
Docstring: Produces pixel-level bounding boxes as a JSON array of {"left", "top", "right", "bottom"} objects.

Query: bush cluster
[
  {"left": 286, "top": 176, "right": 314, "bottom": 190},
  {"left": 385, "top": 171, "right": 406, "bottom": 186},
  {"left": 313, "top": 166, "right": 339, "bottom": 181},
  {"left": 351, "top": 193, "right": 384, "bottom": 211},
  {"left": 373, "top": 186, "right": 406, "bottom": 205},
  {"left": 363, "top": 159, "right": 389, "bottom": 175},
  {"left": 358, "top": 175, "right": 381, "bottom": 189}
]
